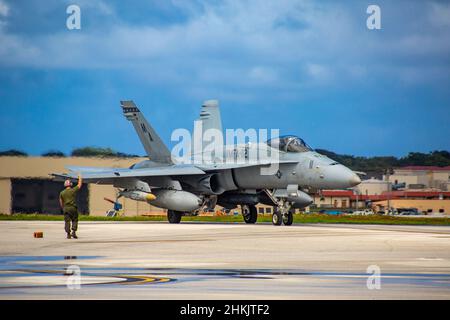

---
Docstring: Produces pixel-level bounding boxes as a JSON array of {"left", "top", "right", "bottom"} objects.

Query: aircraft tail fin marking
[
  {"left": 197, "top": 99, "right": 223, "bottom": 135},
  {"left": 121, "top": 100, "right": 172, "bottom": 164},
  {"left": 193, "top": 100, "right": 224, "bottom": 155}
]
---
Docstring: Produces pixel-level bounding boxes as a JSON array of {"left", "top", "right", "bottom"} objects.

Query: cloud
[
  {"left": 248, "top": 66, "right": 279, "bottom": 84},
  {"left": 0, "top": 0, "right": 449, "bottom": 101},
  {"left": 0, "top": 0, "right": 9, "bottom": 17},
  {"left": 429, "top": 1, "right": 450, "bottom": 28},
  {"left": 306, "top": 63, "right": 332, "bottom": 82}
]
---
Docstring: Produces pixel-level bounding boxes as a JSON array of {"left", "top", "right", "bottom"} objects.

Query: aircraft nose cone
[
  {"left": 349, "top": 173, "right": 361, "bottom": 187},
  {"left": 321, "top": 165, "right": 362, "bottom": 189}
]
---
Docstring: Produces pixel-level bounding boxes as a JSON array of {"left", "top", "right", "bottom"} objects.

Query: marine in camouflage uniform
[{"left": 59, "top": 174, "right": 82, "bottom": 239}]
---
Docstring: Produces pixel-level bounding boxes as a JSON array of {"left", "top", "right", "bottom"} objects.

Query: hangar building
[
  {"left": 0, "top": 156, "right": 165, "bottom": 216},
  {"left": 386, "top": 166, "right": 450, "bottom": 190}
]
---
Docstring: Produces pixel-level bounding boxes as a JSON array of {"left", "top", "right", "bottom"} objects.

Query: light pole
[
  {"left": 385, "top": 168, "right": 393, "bottom": 214},
  {"left": 355, "top": 189, "right": 359, "bottom": 210}
]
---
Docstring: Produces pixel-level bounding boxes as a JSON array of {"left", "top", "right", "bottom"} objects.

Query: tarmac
[{"left": 0, "top": 221, "right": 449, "bottom": 299}]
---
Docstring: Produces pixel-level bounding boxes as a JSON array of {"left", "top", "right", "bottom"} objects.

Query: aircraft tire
[
  {"left": 242, "top": 205, "right": 258, "bottom": 224},
  {"left": 272, "top": 210, "right": 282, "bottom": 226},
  {"left": 167, "top": 210, "right": 182, "bottom": 223},
  {"left": 283, "top": 210, "right": 294, "bottom": 226}
]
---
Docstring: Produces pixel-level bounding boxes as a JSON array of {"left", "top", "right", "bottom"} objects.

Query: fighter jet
[{"left": 53, "top": 100, "right": 361, "bottom": 226}]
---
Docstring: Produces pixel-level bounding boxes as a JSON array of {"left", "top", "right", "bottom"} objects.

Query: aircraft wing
[
  {"left": 52, "top": 160, "right": 299, "bottom": 183},
  {"left": 52, "top": 165, "right": 205, "bottom": 182}
]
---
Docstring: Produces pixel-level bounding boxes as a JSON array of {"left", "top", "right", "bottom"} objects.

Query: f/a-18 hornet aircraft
[{"left": 53, "top": 100, "right": 361, "bottom": 226}]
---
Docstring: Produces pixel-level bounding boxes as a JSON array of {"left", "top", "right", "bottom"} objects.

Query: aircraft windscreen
[{"left": 266, "top": 135, "right": 312, "bottom": 153}]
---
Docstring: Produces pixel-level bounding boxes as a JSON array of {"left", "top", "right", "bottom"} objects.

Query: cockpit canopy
[{"left": 266, "top": 135, "right": 313, "bottom": 153}]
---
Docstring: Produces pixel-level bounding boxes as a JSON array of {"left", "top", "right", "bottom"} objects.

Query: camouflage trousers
[{"left": 63, "top": 207, "right": 78, "bottom": 234}]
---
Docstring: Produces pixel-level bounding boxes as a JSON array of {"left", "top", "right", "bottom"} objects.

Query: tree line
[
  {"left": 316, "top": 149, "right": 450, "bottom": 174},
  {"left": 0, "top": 147, "right": 140, "bottom": 158}
]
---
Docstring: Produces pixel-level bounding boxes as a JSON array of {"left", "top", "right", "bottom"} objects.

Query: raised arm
[{"left": 77, "top": 173, "right": 82, "bottom": 189}]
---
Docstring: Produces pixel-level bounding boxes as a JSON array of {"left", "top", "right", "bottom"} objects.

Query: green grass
[{"left": 0, "top": 213, "right": 449, "bottom": 225}]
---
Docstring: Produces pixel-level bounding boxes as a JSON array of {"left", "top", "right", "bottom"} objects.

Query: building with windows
[
  {"left": 373, "top": 199, "right": 449, "bottom": 214},
  {"left": 354, "top": 177, "right": 390, "bottom": 195},
  {"left": 312, "top": 188, "right": 450, "bottom": 214},
  {"left": 313, "top": 190, "right": 352, "bottom": 209},
  {"left": 386, "top": 166, "right": 450, "bottom": 190}
]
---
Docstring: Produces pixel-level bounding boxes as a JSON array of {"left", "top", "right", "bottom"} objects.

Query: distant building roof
[
  {"left": 319, "top": 189, "right": 450, "bottom": 201},
  {"left": 320, "top": 191, "right": 390, "bottom": 201},
  {"left": 381, "top": 190, "right": 450, "bottom": 198},
  {"left": 351, "top": 194, "right": 387, "bottom": 201},
  {"left": 321, "top": 190, "right": 353, "bottom": 197},
  {"left": 395, "top": 166, "right": 450, "bottom": 171},
  {"left": 360, "top": 178, "right": 389, "bottom": 184}
]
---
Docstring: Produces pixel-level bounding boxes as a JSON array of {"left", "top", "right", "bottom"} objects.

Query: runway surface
[{"left": 0, "top": 221, "right": 449, "bottom": 299}]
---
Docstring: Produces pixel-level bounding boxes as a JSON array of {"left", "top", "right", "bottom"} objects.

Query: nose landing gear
[
  {"left": 263, "top": 189, "right": 295, "bottom": 226},
  {"left": 282, "top": 210, "right": 294, "bottom": 226},
  {"left": 272, "top": 209, "right": 282, "bottom": 225},
  {"left": 272, "top": 207, "right": 294, "bottom": 226}
]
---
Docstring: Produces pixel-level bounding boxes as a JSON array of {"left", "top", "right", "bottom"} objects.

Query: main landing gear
[
  {"left": 241, "top": 204, "right": 258, "bottom": 224},
  {"left": 167, "top": 210, "right": 183, "bottom": 223}
]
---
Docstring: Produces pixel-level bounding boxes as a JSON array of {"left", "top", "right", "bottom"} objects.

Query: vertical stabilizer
[
  {"left": 198, "top": 99, "right": 223, "bottom": 134},
  {"left": 121, "top": 100, "right": 172, "bottom": 164},
  {"left": 192, "top": 100, "right": 224, "bottom": 157}
]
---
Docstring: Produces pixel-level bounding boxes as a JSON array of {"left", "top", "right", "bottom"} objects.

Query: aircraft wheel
[
  {"left": 167, "top": 210, "right": 182, "bottom": 224},
  {"left": 272, "top": 210, "right": 282, "bottom": 226},
  {"left": 242, "top": 204, "right": 257, "bottom": 224},
  {"left": 283, "top": 210, "right": 294, "bottom": 226}
]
